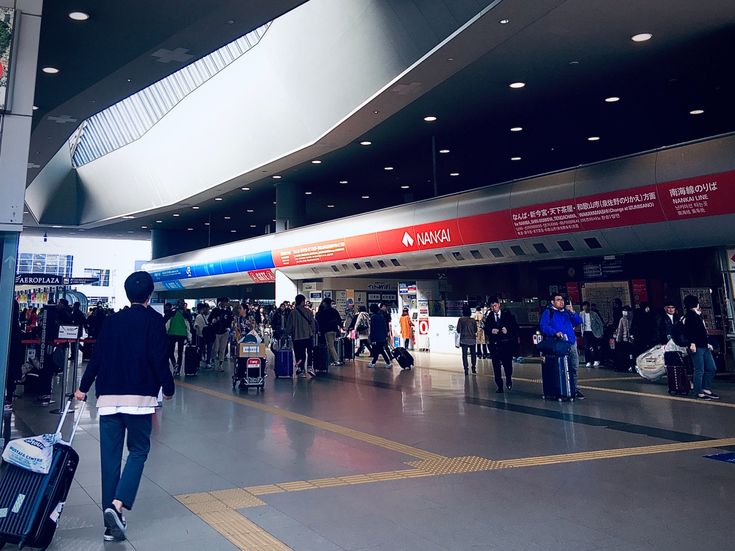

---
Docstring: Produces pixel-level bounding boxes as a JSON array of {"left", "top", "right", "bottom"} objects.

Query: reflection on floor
[{"left": 3, "top": 350, "right": 734, "bottom": 550}]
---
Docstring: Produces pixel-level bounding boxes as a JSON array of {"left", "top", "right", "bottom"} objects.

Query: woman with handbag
[
  {"left": 613, "top": 306, "right": 634, "bottom": 372},
  {"left": 456, "top": 305, "right": 478, "bottom": 374},
  {"left": 354, "top": 306, "right": 372, "bottom": 356}
]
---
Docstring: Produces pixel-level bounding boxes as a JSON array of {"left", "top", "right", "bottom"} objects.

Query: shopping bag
[
  {"left": 2, "top": 433, "right": 60, "bottom": 474},
  {"left": 635, "top": 345, "right": 666, "bottom": 380}
]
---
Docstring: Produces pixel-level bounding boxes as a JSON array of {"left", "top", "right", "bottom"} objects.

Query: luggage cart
[{"left": 233, "top": 357, "right": 266, "bottom": 392}]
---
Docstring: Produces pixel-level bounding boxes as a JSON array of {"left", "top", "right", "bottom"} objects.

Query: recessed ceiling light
[
  {"left": 361, "top": 195, "right": 370, "bottom": 199},
  {"left": 311, "top": 160, "right": 322, "bottom": 164},
  {"left": 173, "top": 213, "right": 180, "bottom": 217},
  {"left": 569, "top": 60, "right": 580, "bottom": 65},
  {"left": 384, "top": 166, "right": 394, "bottom": 171},
  {"left": 127, "top": 230, "right": 134, "bottom": 234},
  {"left": 42, "top": 67, "right": 60, "bottom": 74},
  {"left": 400, "top": 185, "right": 410, "bottom": 189},
  {"left": 605, "top": 96, "right": 621, "bottom": 103},
  {"left": 141, "top": 226, "right": 148, "bottom": 229},
  {"left": 509, "top": 82, "right": 525, "bottom": 89},
  {"left": 122, "top": 215, "right": 135, "bottom": 219},
  {"left": 360, "top": 141, "right": 372, "bottom": 146},
  {"left": 499, "top": 19, "right": 510, "bottom": 24},
  {"left": 588, "top": 136, "right": 601, "bottom": 141},
  {"left": 204, "top": 222, "right": 210, "bottom": 226},
  {"left": 224, "top": 216, "right": 231, "bottom": 220},
  {"left": 231, "top": 229, "right": 237, "bottom": 233},
  {"left": 187, "top": 227, "right": 193, "bottom": 231},
  {"left": 511, "top": 156, "right": 522, "bottom": 161},
  {"left": 246, "top": 209, "right": 254, "bottom": 213},
  {"left": 305, "top": 191, "right": 312, "bottom": 195},
  {"left": 439, "top": 149, "right": 450, "bottom": 154},
  {"left": 339, "top": 180, "right": 348, "bottom": 184},
  {"left": 52, "top": 225, "right": 62, "bottom": 228},
  {"left": 250, "top": 224, "right": 256, "bottom": 228},
  {"left": 272, "top": 175, "right": 281, "bottom": 180},
  {"left": 192, "top": 206, "right": 199, "bottom": 210},
  {"left": 423, "top": 116, "right": 437, "bottom": 122},
  {"left": 23, "top": 211, "right": 29, "bottom": 214},
  {"left": 32, "top": 105, "right": 39, "bottom": 111},
  {"left": 68, "top": 11, "right": 90, "bottom": 21},
  {"left": 273, "top": 201, "right": 277, "bottom": 205},
  {"left": 214, "top": 197, "right": 223, "bottom": 201},
  {"left": 510, "top": 127, "right": 523, "bottom": 132},
  {"left": 450, "top": 172, "right": 460, "bottom": 177},
  {"left": 155, "top": 220, "right": 163, "bottom": 223},
  {"left": 373, "top": 110, "right": 380, "bottom": 114},
  {"left": 631, "top": 33, "right": 652, "bottom": 42},
  {"left": 327, "top": 204, "right": 335, "bottom": 208},
  {"left": 689, "top": 109, "right": 704, "bottom": 115}
]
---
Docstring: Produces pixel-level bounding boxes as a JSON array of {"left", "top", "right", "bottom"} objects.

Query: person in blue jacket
[{"left": 539, "top": 293, "right": 584, "bottom": 399}]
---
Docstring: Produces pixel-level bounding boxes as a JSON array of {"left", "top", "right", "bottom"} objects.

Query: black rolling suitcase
[
  {"left": 541, "top": 354, "right": 575, "bottom": 401},
  {"left": 664, "top": 351, "right": 691, "bottom": 395},
  {"left": 340, "top": 337, "right": 354, "bottom": 361},
  {"left": 183, "top": 344, "right": 199, "bottom": 376},
  {"left": 392, "top": 347, "right": 414, "bottom": 369},
  {"left": 0, "top": 399, "right": 85, "bottom": 550},
  {"left": 313, "top": 344, "right": 329, "bottom": 373}
]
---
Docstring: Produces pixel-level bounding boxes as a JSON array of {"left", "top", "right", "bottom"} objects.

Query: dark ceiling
[{"left": 25, "top": 0, "right": 735, "bottom": 247}]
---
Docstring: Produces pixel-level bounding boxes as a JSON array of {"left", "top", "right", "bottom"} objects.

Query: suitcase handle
[{"left": 55, "top": 397, "right": 87, "bottom": 446}]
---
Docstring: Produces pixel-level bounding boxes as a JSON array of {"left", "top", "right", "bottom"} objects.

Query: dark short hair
[
  {"left": 489, "top": 297, "right": 500, "bottom": 305},
  {"left": 295, "top": 294, "right": 306, "bottom": 305},
  {"left": 462, "top": 305, "right": 471, "bottom": 317},
  {"left": 358, "top": 305, "right": 367, "bottom": 312},
  {"left": 124, "top": 271, "right": 154, "bottom": 303},
  {"left": 323, "top": 297, "right": 333, "bottom": 305},
  {"left": 550, "top": 294, "right": 565, "bottom": 302},
  {"left": 581, "top": 301, "right": 590, "bottom": 308},
  {"left": 370, "top": 303, "right": 380, "bottom": 313},
  {"left": 683, "top": 295, "right": 699, "bottom": 310},
  {"left": 622, "top": 305, "right": 632, "bottom": 312}
]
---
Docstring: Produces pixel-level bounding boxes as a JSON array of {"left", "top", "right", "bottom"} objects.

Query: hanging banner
[{"left": 631, "top": 279, "right": 649, "bottom": 304}]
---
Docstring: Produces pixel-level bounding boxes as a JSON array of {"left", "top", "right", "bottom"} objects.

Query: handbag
[{"left": 535, "top": 335, "right": 572, "bottom": 356}]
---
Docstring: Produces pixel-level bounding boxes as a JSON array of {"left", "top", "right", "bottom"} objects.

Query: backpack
[
  {"left": 671, "top": 317, "right": 688, "bottom": 348},
  {"left": 356, "top": 314, "right": 369, "bottom": 333}
]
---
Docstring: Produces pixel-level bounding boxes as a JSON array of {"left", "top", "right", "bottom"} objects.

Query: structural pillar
[
  {"left": 275, "top": 182, "right": 305, "bottom": 233},
  {"left": 0, "top": 0, "right": 43, "bottom": 447}
]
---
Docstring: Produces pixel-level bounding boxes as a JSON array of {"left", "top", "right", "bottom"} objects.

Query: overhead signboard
[
  {"left": 15, "top": 273, "right": 63, "bottom": 286},
  {"left": 0, "top": 8, "right": 16, "bottom": 112},
  {"left": 58, "top": 325, "right": 80, "bottom": 340}
]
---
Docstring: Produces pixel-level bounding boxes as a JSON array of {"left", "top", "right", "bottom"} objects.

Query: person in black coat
[
  {"left": 484, "top": 297, "right": 518, "bottom": 393},
  {"left": 681, "top": 294, "right": 719, "bottom": 400},
  {"left": 657, "top": 301, "right": 678, "bottom": 344},
  {"left": 5, "top": 300, "right": 24, "bottom": 408},
  {"left": 631, "top": 302, "right": 657, "bottom": 356}
]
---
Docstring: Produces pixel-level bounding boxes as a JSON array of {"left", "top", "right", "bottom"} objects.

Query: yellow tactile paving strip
[{"left": 177, "top": 381, "right": 444, "bottom": 460}]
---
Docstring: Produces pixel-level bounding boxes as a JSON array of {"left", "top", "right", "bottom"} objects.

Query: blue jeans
[
  {"left": 100, "top": 413, "right": 152, "bottom": 511},
  {"left": 567, "top": 344, "right": 579, "bottom": 390},
  {"left": 689, "top": 347, "right": 716, "bottom": 395}
]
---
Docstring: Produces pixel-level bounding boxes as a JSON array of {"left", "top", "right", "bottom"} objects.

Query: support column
[
  {"left": 275, "top": 182, "right": 305, "bottom": 233},
  {"left": 0, "top": 0, "right": 43, "bottom": 445},
  {"left": 275, "top": 269, "right": 298, "bottom": 306}
]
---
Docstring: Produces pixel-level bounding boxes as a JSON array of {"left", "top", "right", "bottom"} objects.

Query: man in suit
[
  {"left": 657, "top": 301, "right": 678, "bottom": 344},
  {"left": 484, "top": 297, "right": 518, "bottom": 393}
]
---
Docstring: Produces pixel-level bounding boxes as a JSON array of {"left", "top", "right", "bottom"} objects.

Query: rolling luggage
[
  {"left": 664, "top": 351, "right": 690, "bottom": 395},
  {"left": 274, "top": 338, "right": 294, "bottom": 378},
  {"left": 0, "top": 399, "right": 84, "bottom": 550},
  {"left": 313, "top": 344, "right": 329, "bottom": 373},
  {"left": 392, "top": 347, "right": 414, "bottom": 369},
  {"left": 340, "top": 337, "right": 354, "bottom": 361},
  {"left": 183, "top": 344, "right": 199, "bottom": 376},
  {"left": 541, "top": 354, "right": 575, "bottom": 401}
]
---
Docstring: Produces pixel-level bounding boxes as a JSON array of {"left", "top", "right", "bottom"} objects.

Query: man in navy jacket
[
  {"left": 76, "top": 272, "right": 174, "bottom": 542},
  {"left": 539, "top": 294, "right": 584, "bottom": 399}
]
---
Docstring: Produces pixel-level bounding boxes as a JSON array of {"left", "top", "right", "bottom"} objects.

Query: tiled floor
[{"left": 3, "top": 351, "right": 734, "bottom": 550}]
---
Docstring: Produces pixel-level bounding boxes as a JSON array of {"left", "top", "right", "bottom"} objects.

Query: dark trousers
[
  {"left": 167, "top": 335, "right": 186, "bottom": 367},
  {"left": 582, "top": 331, "right": 598, "bottom": 363},
  {"left": 403, "top": 338, "right": 411, "bottom": 349},
  {"left": 476, "top": 343, "right": 488, "bottom": 358},
  {"left": 491, "top": 346, "right": 513, "bottom": 389},
  {"left": 370, "top": 340, "right": 392, "bottom": 364},
  {"left": 614, "top": 341, "right": 634, "bottom": 371},
  {"left": 100, "top": 413, "right": 152, "bottom": 511},
  {"left": 356, "top": 338, "right": 372, "bottom": 355},
  {"left": 461, "top": 344, "right": 477, "bottom": 370},
  {"left": 293, "top": 338, "right": 313, "bottom": 370}
]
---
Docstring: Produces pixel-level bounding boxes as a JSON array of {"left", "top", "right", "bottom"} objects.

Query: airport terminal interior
[{"left": 1, "top": 1, "right": 735, "bottom": 550}]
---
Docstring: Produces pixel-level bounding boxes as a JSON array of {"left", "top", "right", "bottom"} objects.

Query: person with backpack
[
  {"left": 166, "top": 305, "right": 191, "bottom": 376},
  {"left": 354, "top": 306, "right": 372, "bottom": 356},
  {"left": 539, "top": 294, "right": 584, "bottom": 399},
  {"left": 315, "top": 298, "right": 343, "bottom": 366},
  {"left": 285, "top": 294, "right": 316, "bottom": 377},
  {"left": 681, "top": 294, "right": 720, "bottom": 400}
]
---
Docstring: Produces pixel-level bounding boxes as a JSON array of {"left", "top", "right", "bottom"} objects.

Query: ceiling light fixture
[
  {"left": 141, "top": 226, "right": 148, "bottom": 229},
  {"left": 122, "top": 215, "right": 135, "bottom": 219},
  {"left": 305, "top": 191, "right": 312, "bottom": 195},
  {"left": 510, "top": 127, "right": 523, "bottom": 132},
  {"left": 327, "top": 204, "right": 335, "bottom": 208},
  {"left": 439, "top": 149, "right": 450, "bottom": 154},
  {"left": 631, "top": 33, "right": 652, "bottom": 42},
  {"left": 224, "top": 216, "right": 231, "bottom": 220},
  {"left": 68, "top": 11, "right": 90, "bottom": 21},
  {"left": 423, "top": 116, "right": 437, "bottom": 122},
  {"left": 155, "top": 220, "right": 163, "bottom": 223},
  {"left": 450, "top": 172, "right": 460, "bottom": 177},
  {"left": 511, "top": 156, "right": 522, "bottom": 161},
  {"left": 204, "top": 222, "right": 210, "bottom": 226},
  {"left": 246, "top": 209, "right": 254, "bottom": 213},
  {"left": 192, "top": 206, "right": 199, "bottom": 210},
  {"left": 311, "top": 160, "right": 322, "bottom": 164},
  {"left": 689, "top": 109, "right": 704, "bottom": 115},
  {"left": 250, "top": 224, "right": 256, "bottom": 228},
  {"left": 499, "top": 19, "right": 510, "bottom": 24},
  {"left": 214, "top": 197, "right": 223, "bottom": 201},
  {"left": 241, "top": 187, "right": 250, "bottom": 191},
  {"left": 32, "top": 105, "right": 39, "bottom": 111},
  {"left": 231, "top": 229, "right": 237, "bottom": 233},
  {"left": 401, "top": 185, "right": 410, "bottom": 189},
  {"left": 52, "top": 225, "right": 62, "bottom": 229},
  {"left": 361, "top": 195, "right": 370, "bottom": 199},
  {"left": 42, "top": 67, "right": 60, "bottom": 74},
  {"left": 509, "top": 82, "right": 525, "bottom": 89},
  {"left": 187, "top": 228, "right": 194, "bottom": 231},
  {"left": 588, "top": 136, "right": 601, "bottom": 141},
  {"left": 173, "top": 213, "right": 180, "bottom": 217},
  {"left": 272, "top": 175, "right": 281, "bottom": 179},
  {"left": 384, "top": 166, "right": 394, "bottom": 171},
  {"left": 339, "top": 180, "right": 348, "bottom": 184},
  {"left": 360, "top": 141, "right": 372, "bottom": 146},
  {"left": 605, "top": 96, "right": 620, "bottom": 103}
]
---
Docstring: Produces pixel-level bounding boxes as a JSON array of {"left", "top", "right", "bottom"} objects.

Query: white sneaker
[
  {"left": 585, "top": 362, "right": 592, "bottom": 367},
  {"left": 307, "top": 368, "right": 316, "bottom": 377},
  {"left": 367, "top": 363, "right": 376, "bottom": 368},
  {"left": 593, "top": 361, "right": 600, "bottom": 367}
]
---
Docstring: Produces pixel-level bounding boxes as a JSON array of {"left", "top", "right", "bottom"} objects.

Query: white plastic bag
[
  {"left": 2, "top": 432, "right": 59, "bottom": 474},
  {"left": 663, "top": 338, "right": 687, "bottom": 354},
  {"left": 454, "top": 331, "right": 461, "bottom": 348},
  {"left": 635, "top": 345, "right": 666, "bottom": 380}
]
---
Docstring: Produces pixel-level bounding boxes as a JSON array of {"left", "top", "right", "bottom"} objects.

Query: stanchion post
[{"left": 49, "top": 343, "right": 68, "bottom": 415}]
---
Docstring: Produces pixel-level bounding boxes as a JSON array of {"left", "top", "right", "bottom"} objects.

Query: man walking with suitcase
[{"left": 75, "top": 271, "right": 175, "bottom": 542}]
